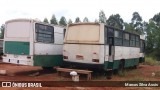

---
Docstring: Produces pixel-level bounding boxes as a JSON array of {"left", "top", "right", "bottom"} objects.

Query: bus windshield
[{"left": 66, "top": 24, "right": 100, "bottom": 43}]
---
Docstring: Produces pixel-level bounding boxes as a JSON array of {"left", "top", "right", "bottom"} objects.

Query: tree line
[{"left": 0, "top": 10, "right": 160, "bottom": 60}]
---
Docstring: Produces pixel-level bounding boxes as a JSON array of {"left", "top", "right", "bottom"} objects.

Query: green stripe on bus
[
  {"left": 5, "top": 41, "right": 29, "bottom": 55},
  {"left": 104, "top": 58, "right": 139, "bottom": 70},
  {"left": 33, "top": 55, "right": 63, "bottom": 67}
]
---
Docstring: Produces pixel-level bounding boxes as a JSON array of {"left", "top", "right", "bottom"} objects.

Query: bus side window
[
  {"left": 63, "top": 29, "right": 66, "bottom": 38},
  {"left": 107, "top": 27, "right": 114, "bottom": 45},
  {"left": 104, "top": 26, "right": 107, "bottom": 44},
  {"left": 143, "top": 41, "right": 145, "bottom": 52},
  {"left": 108, "top": 37, "right": 113, "bottom": 45}
]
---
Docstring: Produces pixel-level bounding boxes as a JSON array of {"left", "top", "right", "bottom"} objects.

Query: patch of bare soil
[{"left": 0, "top": 62, "right": 160, "bottom": 90}]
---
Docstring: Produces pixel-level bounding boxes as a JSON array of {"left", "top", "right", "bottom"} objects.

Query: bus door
[
  {"left": 108, "top": 37, "right": 114, "bottom": 63},
  {"left": 107, "top": 27, "right": 115, "bottom": 64}
]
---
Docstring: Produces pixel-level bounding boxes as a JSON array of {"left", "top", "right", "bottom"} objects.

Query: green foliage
[
  {"left": 99, "top": 10, "right": 107, "bottom": 23},
  {"left": 59, "top": 16, "right": 67, "bottom": 26},
  {"left": 145, "top": 13, "right": 160, "bottom": 60},
  {"left": 50, "top": 14, "right": 58, "bottom": 25},
  {"left": 83, "top": 17, "right": 89, "bottom": 22},
  {"left": 131, "top": 12, "right": 143, "bottom": 34},
  {"left": 107, "top": 14, "right": 124, "bottom": 29},
  {"left": 144, "top": 56, "right": 160, "bottom": 66},
  {"left": 152, "top": 13, "right": 160, "bottom": 26},
  {"left": 0, "top": 24, "right": 5, "bottom": 39},
  {"left": 124, "top": 22, "right": 139, "bottom": 35},
  {"left": 43, "top": 18, "right": 49, "bottom": 23},
  {"left": 118, "top": 70, "right": 127, "bottom": 77},
  {"left": 75, "top": 17, "right": 81, "bottom": 23}
]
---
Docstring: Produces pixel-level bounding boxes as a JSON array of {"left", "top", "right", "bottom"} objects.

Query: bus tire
[
  {"left": 133, "top": 65, "right": 138, "bottom": 69},
  {"left": 119, "top": 60, "right": 125, "bottom": 71},
  {"left": 106, "top": 70, "right": 112, "bottom": 79}
]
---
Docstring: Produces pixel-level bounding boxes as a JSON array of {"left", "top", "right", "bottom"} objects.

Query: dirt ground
[{"left": 0, "top": 62, "right": 160, "bottom": 90}]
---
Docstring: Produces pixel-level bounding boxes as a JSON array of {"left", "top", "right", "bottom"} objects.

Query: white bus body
[
  {"left": 3, "top": 19, "right": 65, "bottom": 67},
  {"left": 139, "top": 35, "right": 145, "bottom": 63},
  {"left": 63, "top": 23, "right": 142, "bottom": 70}
]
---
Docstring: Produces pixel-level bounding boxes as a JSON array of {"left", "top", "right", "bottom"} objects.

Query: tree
[
  {"left": 131, "top": 12, "right": 143, "bottom": 34},
  {"left": 43, "top": 18, "right": 49, "bottom": 23},
  {"left": 59, "top": 16, "right": 67, "bottom": 26},
  {"left": 124, "top": 22, "right": 134, "bottom": 32},
  {"left": 99, "top": 10, "right": 107, "bottom": 23},
  {"left": 146, "top": 13, "right": 160, "bottom": 60},
  {"left": 50, "top": 14, "right": 58, "bottom": 25},
  {"left": 145, "top": 21, "right": 155, "bottom": 54},
  {"left": 83, "top": 17, "right": 89, "bottom": 22},
  {"left": 68, "top": 19, "right": 73, "bottom": 24},
  {"left": 0, "top": 24, "right": 5, "bottom": 39},
  {"left": 107, "top": 14, "right": 124, "bottom": 29},
  {"left": 75, "top": 17, "right": 81, "bottom": 23},
  {"left": 152, "top": 13, "right": 160, "bottom": 26}
]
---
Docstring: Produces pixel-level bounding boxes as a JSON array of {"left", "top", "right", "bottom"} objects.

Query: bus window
[
  {"left": 123, "top": 33, "right": 129, "bottom": 46},
  {"left": 63, "top": 29, "right": 66, "bottom": 38},
  {"left": 107, "top": 27, "right": 114, "bottom": 45},
  {"left": 130, "top": 34, "right": 136, "bottom": 47},
  {"left": 136, "top": 36, "right": 140, "bottom": 47},
  {"left": 104, "top": 26, "right": 107, "bottom": 44},
  {"left": 114, "top": 30, "right": 123, "bottom": 46},
  {"left": 107, "top": 28, "right": 114, "bottom": 37},
  {"left": 35, "top": 23, "right": 54, "bottom": 43}
]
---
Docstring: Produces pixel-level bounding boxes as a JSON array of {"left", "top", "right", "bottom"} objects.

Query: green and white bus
[
  {"left": 63, "top": 23, "right": 145, "bottom": 71},
  {"left": 3, "top": 19, "right": 65, "bottom": 68}
]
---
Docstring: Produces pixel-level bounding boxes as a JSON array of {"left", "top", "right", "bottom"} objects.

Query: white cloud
[{"left": 0, "top": 0, "right": 160, "bottom": 25}]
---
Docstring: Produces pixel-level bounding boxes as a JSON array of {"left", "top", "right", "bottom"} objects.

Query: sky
[{"left": 0, "top": 0, "right": 160, "bottom": 25}]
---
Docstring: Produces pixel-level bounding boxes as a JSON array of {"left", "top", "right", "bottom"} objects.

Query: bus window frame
[{"left": 114, "top": 29, "right": 123, "bottom": 46}]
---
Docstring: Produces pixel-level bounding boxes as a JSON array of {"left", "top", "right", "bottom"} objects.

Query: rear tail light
[
  {"left": 63, "top": 50, "right": 68, "bottom": 60},
  {"left": 63, "top": 56, "right": 68, "bottom": 59},
  {"left": 92, "top": 59, "right": 99, "bottom": 62},
  {"left": 76, "top": 55, "right": 84, "bottom": 60},
  {"left": 92, "top": 52, "right": 99, "bottom": 63},
  {"left": 93, "top": 52, "right": 97, "bottom": 54},
  {"left": 27, "top": 56, "right": 31, "bottom": 59},
  {"left": 3, "top": 54, "right": 7, "bottom": 57}
]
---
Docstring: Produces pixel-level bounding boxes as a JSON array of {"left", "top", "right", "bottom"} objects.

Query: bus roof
[
  {"left": 68, "top": 22, "right": 140, "bottom": 36},
  {"left": 5, "top": 18, "right": 37, "bottom": 24},
  {"left": 5, "top": 18, "right": 66, "bottom": 29},
  {"left": 68, "top": 22, "right": 101, "bottom": 26}
]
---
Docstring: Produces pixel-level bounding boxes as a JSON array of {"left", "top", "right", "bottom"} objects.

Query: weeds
[
  {"left": 118, "top": 70, "right": 127, "bottom": 77},
  {"left": 144, "top": 57, "right": 160, "bottom": 66}
]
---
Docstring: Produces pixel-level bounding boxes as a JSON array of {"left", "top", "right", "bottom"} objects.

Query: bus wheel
[
  {"left": 133, "top": 64, "right": 138, "bottom": 69},
  {"left": 106, "top": 70, "right": 112, "bottom": 79},
  {"left": 119, "top": 60, "right": 125, "bottom": 71}
]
